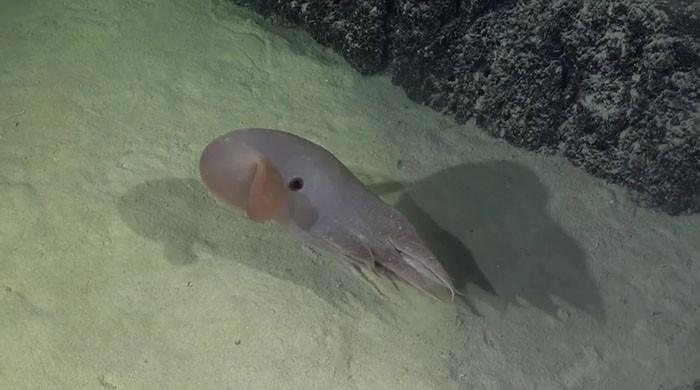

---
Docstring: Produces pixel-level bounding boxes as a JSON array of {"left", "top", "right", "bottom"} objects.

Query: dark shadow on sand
[{"left": 370, "top": 160, "right": 605, "bottom": 322}]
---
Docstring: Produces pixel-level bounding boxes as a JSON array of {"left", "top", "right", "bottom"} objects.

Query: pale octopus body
[{"left": 199, "top": 128, "right": 455, "bottom": 302}]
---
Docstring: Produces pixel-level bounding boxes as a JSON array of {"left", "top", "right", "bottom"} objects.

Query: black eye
[{"left": 288, "top": 177, "right": 304, "bottom": 191}]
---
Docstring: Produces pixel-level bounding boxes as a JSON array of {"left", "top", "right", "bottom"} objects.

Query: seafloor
[{"left": 1, "top": 1, "right": 698, "bottom": 389}]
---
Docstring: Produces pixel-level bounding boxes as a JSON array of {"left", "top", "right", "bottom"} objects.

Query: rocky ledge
[{"left": 231, "top": 0, "right": 700, "bottom": 215}]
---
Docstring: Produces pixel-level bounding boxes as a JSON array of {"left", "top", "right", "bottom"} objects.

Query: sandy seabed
[{"left": 1, "top": 0, "right": 698, "bottom": 389}]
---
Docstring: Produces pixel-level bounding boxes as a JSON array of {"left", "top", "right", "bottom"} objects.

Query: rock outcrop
[{"left": 232, "top": 0, "right": 700, "bottom": 214}]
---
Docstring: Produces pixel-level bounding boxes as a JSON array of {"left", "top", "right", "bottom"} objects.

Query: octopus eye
[{"left": 288, "top": 177, "right": 304, "bottom": 191}]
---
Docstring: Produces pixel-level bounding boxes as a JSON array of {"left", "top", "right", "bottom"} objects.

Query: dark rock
[
  {"left": 230, "top": 0, "right": 700, "bottom": 215},
  {"left": 473, "top": 1, "right": 579, "bottom": 150},
  {"left": 557, "top": 1, "right": 700, "bottom": 214},
  {"left": 388, "top": 1, "right": 506, "bottom": 123},
  {"left": 232, "top": 0, "right": 388, "bottom": 74}
]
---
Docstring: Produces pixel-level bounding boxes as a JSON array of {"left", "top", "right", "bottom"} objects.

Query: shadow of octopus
[
  {"left": 371, "top": 160, "right": 605, "bottom": 322},
  {"left": 117, "top": 178, "right": 394, "bottom": 320}
]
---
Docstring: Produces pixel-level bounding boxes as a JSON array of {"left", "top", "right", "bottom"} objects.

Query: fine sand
[{"left": 1, "top": 0, "right": 698, "bottom": 389}]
